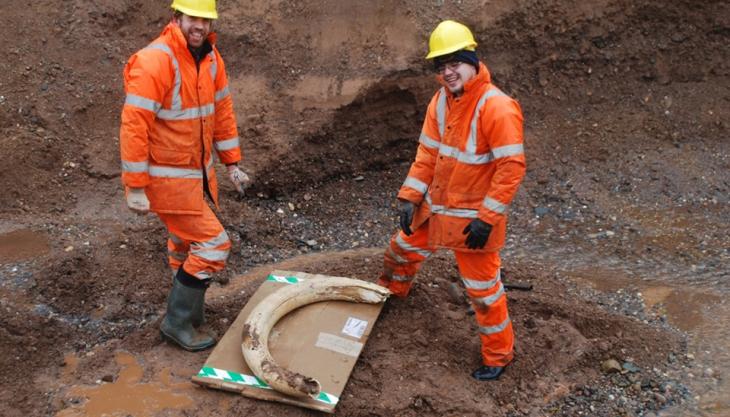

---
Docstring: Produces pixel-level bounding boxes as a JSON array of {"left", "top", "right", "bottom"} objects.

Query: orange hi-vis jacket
[
  {"left": 120, "top": 23, "right": 241, "bottom": 215},
  {"left": 398, "top": 62, "right": 526, "bottom": 252}
]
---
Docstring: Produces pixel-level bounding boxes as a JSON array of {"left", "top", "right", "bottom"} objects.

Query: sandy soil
[{"left": 0, "top": 0, "right": 728, "bottom": 416}]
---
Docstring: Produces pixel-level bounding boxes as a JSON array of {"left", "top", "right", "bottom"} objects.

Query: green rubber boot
[{"left": 160, "top": 278, "right": 215, "bottom": 351}]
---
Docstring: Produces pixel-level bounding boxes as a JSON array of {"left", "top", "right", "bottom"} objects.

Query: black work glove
[
  {"left": 462, "top": 219, "right": 493, "bottom": 249},
  {"left": 399, "top": 200, "right": 415, "bottom": 236}
]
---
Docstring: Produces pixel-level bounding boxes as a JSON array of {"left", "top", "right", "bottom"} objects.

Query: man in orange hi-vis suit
[
  {"left": 119, "top": 0, "right": 249, "bottom": 351},
  {"left": 377, "top": 20, "right": 526, "bottom": 380}
]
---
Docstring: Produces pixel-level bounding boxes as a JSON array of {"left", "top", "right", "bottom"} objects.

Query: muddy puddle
[
  {"left": 0, "top": 229, "right": 49, "bottom": 263},
  {"left": 569, "top": 269, "right": 730, "bottom": 416},
  {"left": 56, "top": 352, "right": 195, "bottom": 417}
]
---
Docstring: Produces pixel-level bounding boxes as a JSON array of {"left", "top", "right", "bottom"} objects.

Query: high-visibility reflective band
[
  {"left": 145, "top": 43, "right": 182, "bottom": 110},
  {"left": 125, "top": 94, "right": 162, "bottom": 113},
  {"left": 424, "top": 194, "right": 479, "bottom": 219},
  {"left": 483, "top": 196, "right": 508, "bottom": 214},
  {"left": 208, "top": 51, "right": 218, "bottom": 82},
  {"left": 491, "top": 143, "right": 524, "bottom": 159},
  {"left": 395, "top": 234, "right": 433, "bottom": 259},
  {"left": 169, "top": 233, "right": 184, "bottom": 245},
  {"left": 149, "top": 165, "right": 203, "bottom": 179},
  {"left": 214, "top": 86, "right": 230, "bottom": 101},
  {"left": 158, "top": 103, "right": 215, "bottom": 121},
  {"left": 462, "top": 270, "right": 501, "bottom": 290},
  {"left": 386, "top": 246, "right": 408, "bottom": 265},
  {"left": 474, "top": 283, "right": 505, "bottom": 306},
  {"left": 168, "top": 250, "right": 187, "bottom": 261},
  {"left": 419, "top": 132, "right": 440, "bottom": 149},
  {"left": 194, "top": 270, "right": 212, "bottom": 280},
  {"left": 436, "top": 88, "right": 447, "bottom": 138},
  {"left": 467, "top": 89, "right": 506, "bottom": 153},
  {"left": 479, "top": 316, "right": 511, "bottom": 335},
  {"left": 391, "top": 274, "right": 414, "bottom": 282},
  {"left": 402, "top": 176, "right": 428, "bottom": 194},
  {"left": 191, "top": 249, "right": 229, "bottom": 262},
  {"left": 196, "top": 230, "right": 230, "bottom": 249},
  {"left": 214, "top": 136, "right": 239, "bottom": 151},
  {"left": 122, "top": 160, "right": 149, "bottom": 173},
  {"left": 437, "top": 143, "right": 524, "bottom": 166}
]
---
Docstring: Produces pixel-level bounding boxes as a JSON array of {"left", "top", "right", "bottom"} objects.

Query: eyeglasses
[{"left": 435, "top": 61, "right": 463, "bottom": 74}]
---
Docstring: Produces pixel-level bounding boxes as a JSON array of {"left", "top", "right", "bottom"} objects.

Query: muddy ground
[{"left": 0, "top": 0, "right": 728, "bottom": 416}]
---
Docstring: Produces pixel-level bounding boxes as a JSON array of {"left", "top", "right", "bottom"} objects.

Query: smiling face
[
  {"left": 173, "top": 13, "right": 212, "bottom": 49},
  {"left": 437, "top": 61, "right": 477, "bottom": 96}
]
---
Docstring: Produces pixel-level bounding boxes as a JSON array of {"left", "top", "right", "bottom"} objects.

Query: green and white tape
[
  {"left": 266, "top": 274, "right": 304, "bottom": 284},
  {"left": 197, "top": 366, "right": 339, "bottom": 406}
]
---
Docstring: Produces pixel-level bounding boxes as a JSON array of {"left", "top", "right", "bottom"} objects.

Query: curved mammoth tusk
[{"left": 241, "top": 277, "right": 390, "bottom": 399}]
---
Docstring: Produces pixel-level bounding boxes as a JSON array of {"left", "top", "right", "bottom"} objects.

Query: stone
[{"left": 601, "top": 359, "right": 622, "bottom": 374}]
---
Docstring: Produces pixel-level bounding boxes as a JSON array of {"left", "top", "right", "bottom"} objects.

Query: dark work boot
[
  {"left": 471, "top": 365, "right": 505, "bottom": 381},
  {"left": 160, "top": 274, "right": 215, "bottom": 351},
  {"left": 191, "top": 285, "right": 207, "bottom": 328}
]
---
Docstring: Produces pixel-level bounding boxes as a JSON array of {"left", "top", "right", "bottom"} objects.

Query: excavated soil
[{"left": 0, "top": 0, "right": 728, "bottom": 416}]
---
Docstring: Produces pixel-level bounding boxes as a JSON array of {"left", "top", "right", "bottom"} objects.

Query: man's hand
[
  {"left": 126, "top": 188, "right": 150, "bottom": 215},
  {"left": 399, "top": 200, "right": 415, "bottom": 236},
  {"left": 227, "top": 164, "right": 250, "bottom": 195},
  {"left": 462, "top": 219, "right": 492, "bottom": 249}
]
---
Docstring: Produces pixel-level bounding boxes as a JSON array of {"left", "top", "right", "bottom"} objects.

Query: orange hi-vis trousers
[
  {"left": 156, "top": 204, "right": 231, "bottom": 280},
  {"left": 377, "top": 224, "right": 514, "bottom": 367}
]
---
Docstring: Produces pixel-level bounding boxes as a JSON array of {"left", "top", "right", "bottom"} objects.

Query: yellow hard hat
[
  {"left": 426, "top": 20, "right": 477, "bottom": 59},
  {"left": 171, "top": 0, "right": 218, "bottom": 20}
]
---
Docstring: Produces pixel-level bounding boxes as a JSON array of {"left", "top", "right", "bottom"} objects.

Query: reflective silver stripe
[
  {"left": 436, "top": 87, "right": 447, "bottom": 138},
  {"left": 402, "top": 177, "right": 428, "bottom": 194},
  {"left": 467, "top": 89, "right": 505, "bottom": 153},
  {"left": 122, "top": 160, "right": 149, "bottom": 173},
  {"left": 491, "top": 143, "right": 524, "bottom": 159},
  {"left": 419, "top": 132, "right": 440, "bottom": 149},
  {"left": 125, "top": 94, "right": 162, "bottom": 113},
  {"left": 474, "top": 283, "right": 505, "bottom": 306},
  {"left": 194, "top": 270, "right": 212, "bottom": 280},
  {"left": 197, "top": 230, "right": 229, "bottom": 250},
  {"left": 479, "top": 316, "right": 511, "bottom": 335},
  {"left": 425, "top": 194, "right": 479, "bottom": 219},
  {"left": 395, "top": 234, "right": 432, "bottom": 259},
  {"left": 214, "top": 136, "right": 239, "bottom": 151},
  {"left": 391, "top": 274, "right": 413, "bottom": 282},
  {"left": 191, "top": 249, "right": 229, "bottom": 262},
  {"left": 214, "top": 86, "right": 230, "bottom": 101},
  {"left": 145, "top": 43, "right": 182, "bottom": 110},
  {"left": 386, "top": 246, "right": 408, "bottom": 265},
  {"left": 208, "top": 50, "right": 217, "bottom": 82},
  {"left": 483, "top": 196, "right": 508, "bottom": 214},
  {"left": 462, "top": 270, "right": 501, "bottom": 290},
  {"left": 149, "top": 165, "right": 203, "bottom": 179},
  {"left": 157, "top": 103, "right": 215, "bottom": 121},
  {"left": 169, "top": 233, "right": 184, "bottom": 245},
  {"left": 168, "top": 250, "right": 187, "bottom": 261}
]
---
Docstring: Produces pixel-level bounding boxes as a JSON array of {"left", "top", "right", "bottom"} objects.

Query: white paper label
[
  {"left": 341, "top": 317, "right": 368, "bottom": 339},
  {"left": 315, "top": 332, "right": 363, "bottom": 357}
]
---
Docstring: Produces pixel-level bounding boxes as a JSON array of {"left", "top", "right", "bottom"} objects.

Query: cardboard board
[{"left": 191, "top": 270, "right": 386, "bottom": 413}]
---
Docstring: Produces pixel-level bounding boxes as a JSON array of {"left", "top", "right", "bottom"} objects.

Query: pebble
[
  {"left": 601, "top": 359, "right": 622, "bottom": 373},
  {"left": 703, "top": 368, "right": 714, "bottom": 378}
]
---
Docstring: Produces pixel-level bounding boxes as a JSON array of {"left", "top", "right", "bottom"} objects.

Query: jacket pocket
[{"left": 149, "top": 145, "right": 193, "bottom": 166}]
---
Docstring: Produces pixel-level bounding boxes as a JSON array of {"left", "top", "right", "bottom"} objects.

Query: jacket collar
[
  {"left": 437, "top": 62, "right": 491, "bottom": 98},
  {"left": 161, "top": 22, "right": 217, "bottom": 52}
]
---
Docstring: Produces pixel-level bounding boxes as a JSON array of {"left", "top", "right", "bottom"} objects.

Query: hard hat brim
[
  {"left": 426, "top": 41, "right": 477, "bottom": 59},
  {"left": 172, "top": 5, "right": 218, "bottom": 20}
]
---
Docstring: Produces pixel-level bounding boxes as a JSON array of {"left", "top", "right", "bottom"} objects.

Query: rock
[
  {"left": 601, "top": 359, "right": 622, "bottom": 373},
  {"left": 354, "top": 175, "right": 364, "bottom": 182},
  {"left": 305, "top": 239, "right": 318, "bottom": 247},
  {"left": 534, "top": 206, "right": 550, "bottom": 216},
  {"left": 622, "top": 362, "right": 640, "bottom": 373},
  {"left": 703, "top": 368, "right": 714, "bottom": 378},
  {"left": 654, "top": 393, "right": 667, "bottom": 405},
  {"left": 101, "top": 374, "right": 114, "bottom": 383}
]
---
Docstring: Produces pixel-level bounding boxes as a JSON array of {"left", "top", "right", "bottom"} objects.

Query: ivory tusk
[{"left": 241, "top": 277, "right": 390, "bottom": 399}]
